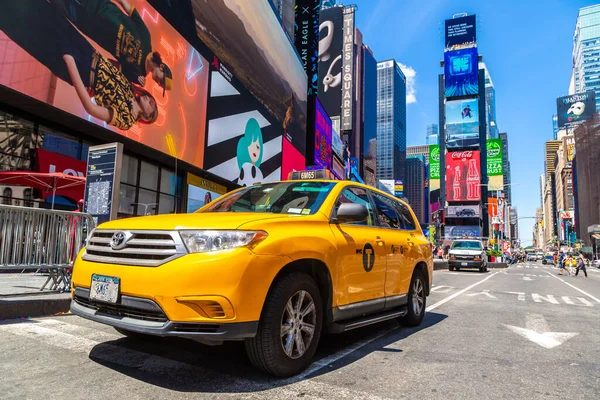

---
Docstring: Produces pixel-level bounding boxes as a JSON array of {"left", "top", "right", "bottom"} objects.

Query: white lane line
[
  {"left": 426, "top": 271, "right": 501, "bottom": 312},
  {"left": 542, "top": 270, "right": 600, "bottom": 304}
]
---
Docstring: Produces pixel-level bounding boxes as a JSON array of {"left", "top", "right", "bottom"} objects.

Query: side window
[
  {"left": 334, "top": 187, "right": 375, "bottom": 226},
  {"left": 396, "top": 202, "right": 417, "bottom": 230},
  {"left": 371, "top": 193, "right": 401, "bottom": 229}
]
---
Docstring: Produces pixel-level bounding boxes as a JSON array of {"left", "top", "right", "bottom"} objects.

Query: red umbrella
[{"left": 0, "top": 171, "right": 85, "bottom": 209}]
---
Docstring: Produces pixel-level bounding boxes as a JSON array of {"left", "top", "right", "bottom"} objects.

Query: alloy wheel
[
  {"left": 280, "top": 290, "right": 316, "bottom": 359},
  {"left": 412, "top": 278, "right": 424, "bottom": 316}
]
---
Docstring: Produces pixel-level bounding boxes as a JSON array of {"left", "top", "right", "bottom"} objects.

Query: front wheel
[
  {"left": 245, "top": 272, "right": 323, "bottom": 377},
  {"left": 400, "top": 270, "right": 426, "bottom": 327}
]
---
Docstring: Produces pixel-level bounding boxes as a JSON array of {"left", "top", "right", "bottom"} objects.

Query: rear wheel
[
  {"left": 399, "top": 270, "right": 426, "bottom": 327},
  {"left": 245, "top": 272, "right": 323, "bottom": 377}
]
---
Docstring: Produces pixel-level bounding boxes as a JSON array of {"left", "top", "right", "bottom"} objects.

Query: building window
[
  {"left": 2, "top": 187, "right": 12, "bottom": 205},
  {"left": 23, "top": 188, "right": 34, "bottom": 207}
]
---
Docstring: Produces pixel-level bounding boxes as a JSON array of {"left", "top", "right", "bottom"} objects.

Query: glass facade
[
  {"left": 482, "top": 63, "right": 499, "bottom": 139},
  {"left": 376, "top": 60, "right": 406, "bottom": 182},
  {"left": 573, "top": 4, "right": 600, "bottom": 110},
  {"left": 405, "top": 156, "right": 426, "bottom": 224},
  {"left": 426, "top": 124, "right": 439, "bottom": 145},
  {"left": 552, "top": 115, "right": 559, "bottom": 139}
]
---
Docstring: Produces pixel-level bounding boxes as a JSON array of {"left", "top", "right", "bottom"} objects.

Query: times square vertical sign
[{"left": 341, "top": 7, "right": 355, "bottom": 131}]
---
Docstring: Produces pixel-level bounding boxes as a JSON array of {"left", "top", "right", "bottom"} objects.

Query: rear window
[{"left": 451, "top": 241, "right": 483, "bottom": 250}]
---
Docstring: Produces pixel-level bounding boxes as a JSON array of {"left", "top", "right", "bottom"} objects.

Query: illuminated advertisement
[
  {"left": 331, "top": 127, "right": 344, "bottom": 160},
  {"left": 445, "top": 150, "right": 481, "bottom": 202},
  {"left": 341, "top": 7, "right": 355, "bottom": 131},
  {"left": 314, "top": 98, "right": 332, "bottom": 169},
  {"left": 486, "top": 139, "right": 503, "bottom": 176},
  {"left": 445, "top": 15, "right": 476, "bottom": 52},
  {"left": 378, "top": 180, "right": 394, "bottom": 195},
  {"left": 447, "top": 205, "right": 481, "bottom": 218},
  {"left": 445, "top": 225, "right": 481, "bottom": 239},
  {"left": 444, "top": 47, "right": 479, "bottom": 98},
  {"left": 488, "top": 197, "right": 498, "bottom": 217},
  {"left": 186, "top": 173, "right": 227, "bottom": 213},
  {"left": 294, "top": 0, "right": 321, "bottom": 95},
  {"left": 394, "top": 180, "right": 404, "bottom": 198},
  {"left": 564, "top": 135, "right": 575, "bottom": 163},
  {"left": 0, "top": 0, "right": 209, "bottom": 168},
  {"left": 318, "top": 7, "right": 344, "bottom": 119},
  {"left": 556, "top": 91, "right": 596, "bottom": 130},
  {"left": 429, "top": 145, "right": 441, "bottom": 179},
  {"left": 446, "top": 99, "right": 479, "bottom": 149}
]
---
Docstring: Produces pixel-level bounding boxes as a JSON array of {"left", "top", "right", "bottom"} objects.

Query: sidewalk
[{"left": 0, "top": 273, "right": 71, "bottom": 320}]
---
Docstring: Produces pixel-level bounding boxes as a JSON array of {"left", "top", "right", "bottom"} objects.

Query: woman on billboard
[{"left": 0, "top": 0, "right": 158, "bottom": 130}]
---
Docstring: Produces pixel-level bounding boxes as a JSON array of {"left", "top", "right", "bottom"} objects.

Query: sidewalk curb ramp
[{"left": 0, "top": 293, "right": 71, "bottom": 320}]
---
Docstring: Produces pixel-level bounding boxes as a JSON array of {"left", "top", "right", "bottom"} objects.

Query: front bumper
[
  {"left": 70, "top": 288, "right": 258, "bottom": 340},
  {"left": 448, "top": 259, "right": 484, "bottom": 268}
]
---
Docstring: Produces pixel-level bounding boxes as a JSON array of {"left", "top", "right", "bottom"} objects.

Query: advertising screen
[
  {"left": 446, "top": 99, "right": 480, "bottom": 149},
  {"left": 447, "top": 205, "right": 481, "bottom": 218},
  {"left": 378, "top": 180, "right": 394, "bottom": 195},
  {"left": 314, "top": 98, "right": 332, "bottom": 169},
  {"left": 318, "top": 7, "right": 344, "bottom": 119},
  {"left": 294, "top": 0, "right": 321, "bottom": 95},
  {"left": 394, "top": 180, "right": 404, "bottom": 198},
  {"left": 445, "top": 15, "right": 476, "bottom": 52},
  {"left": 0, "top": 0, "right": 209, "bottom": 168},
  {"left": 487, "top": 197, "right": 498, "bottom": 217},
  {"left": 444, "top": 47, "right": 479, "bottom": 98},
  {"left": 186, "top": 173, "right": 227, "bottom": 213},
  {"left": 429, "top": 145, "right": 441, "bottom": 179},
  {"left": 444, "top": 225, "right": 481, "bottom": 239},
  {"left": 331, "top": 128, "right": 344, "bottom": 159},
  {"left": 564, "top": 135, "right": 575, "bottom": 163},
  {"left": 445, "top": 150, "right": 481, "bottom": 202},
  {"left": 556, "top": 91, "right": 596, "bottom": 130},
  {"left": 486, "top": 139, "right": 503, "bottom": 176},
  {"left": 281, "top": 136, "right": 307, "bottom": 180}
]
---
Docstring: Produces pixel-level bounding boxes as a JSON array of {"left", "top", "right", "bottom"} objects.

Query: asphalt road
[{"left": 1, "top": 262, "right": 599, "bottom": 399}]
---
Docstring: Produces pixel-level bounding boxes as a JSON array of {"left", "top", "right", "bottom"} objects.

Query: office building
[
  {"left": 406, "top": 145, "right": 430, "bottom": 160},
  {"left": 426, "top": 124, "right": 439, "bottom": 145},
  {"left": 572, "top": 5, "right": 600, "bottom": 109},
  {"left": 376, "top": 60, "right": 407, "bottom": 181},
  {"left": 498, "top": 132, "right": 512, "bottom": 203},
  {"left": 405, "top": 156, "right": 426, "bottom": 224},
  {"left": 481, "top": 62, "right": 499, "bottom": 139},
  {"left": 534, "top": 208, "right": 544, "bottom": 249},
  {"left": 542, "top": 140, "right": 561, "bottom": 245}
]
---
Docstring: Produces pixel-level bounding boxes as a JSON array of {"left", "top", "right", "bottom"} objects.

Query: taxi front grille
[
  {"left": 82, "top": 230, "right": 187, "bottom": 267},
  {"left": 74, "top": 294, "right": 168, "bottom": 322}
]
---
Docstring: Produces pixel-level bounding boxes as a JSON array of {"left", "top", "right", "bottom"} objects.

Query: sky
[{"left": 350, "top": 0, "right": 595, "bottom": 245}]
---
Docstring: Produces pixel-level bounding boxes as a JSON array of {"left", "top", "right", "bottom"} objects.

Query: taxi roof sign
[{"left": 288, "top": 169, "right": 332, "bottom": 180}]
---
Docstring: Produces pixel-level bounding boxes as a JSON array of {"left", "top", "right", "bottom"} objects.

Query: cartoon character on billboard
[
  {"left": 236, "top": 118, "right": 264, "bottom": 186},
  {"left": 461, "top": 104, "right": 473, "bottom": 119},
  {"left": 567, "top": 101, "right": 586, "bottom": 122},
  {"left": 0, "top": 0, "right": 159, "bottom": 130}
]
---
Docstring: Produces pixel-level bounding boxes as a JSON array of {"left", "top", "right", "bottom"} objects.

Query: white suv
[{"left": 448, "top": 240, "right": 488, "bottom": 272}]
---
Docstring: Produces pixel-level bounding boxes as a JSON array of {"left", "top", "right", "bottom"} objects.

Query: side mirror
[{"left": 333, "top": 203, "right": 368, "bottom": 224}]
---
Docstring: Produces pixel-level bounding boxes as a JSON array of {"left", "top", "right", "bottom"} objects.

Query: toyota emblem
[{"left": 110, "top": 231, "right": 132, "bottom": 250}]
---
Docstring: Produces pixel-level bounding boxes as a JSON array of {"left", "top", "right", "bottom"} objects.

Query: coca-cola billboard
[{"left": 445, "top": 150, "right": 481, "bottom": 202}]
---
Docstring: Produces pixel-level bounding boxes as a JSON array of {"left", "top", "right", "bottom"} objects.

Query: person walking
[{"left": 575, "top": 253, "right": 588, "bottom": 278}]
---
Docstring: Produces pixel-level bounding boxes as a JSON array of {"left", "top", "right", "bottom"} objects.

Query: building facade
[
  {"left": 426, "top": 124, "right": 439, "bottom": 145},
  {"left": 572, "top": 4, "right": 600, "bottom": 110},
  {"left": 405, "top": 156, "right": 426, "bottom": 224},
  {"left": 363, "top": 138, "right": 377, "bottom": 187},
  {"left": 406, "top": 144, "right": 430, "bottom": 159},
  {"left": 482, "top": 62, "right": 499, "bottom": 139},
  {"left": 376, "top": 60, "right": 407, "bottom": 182}
]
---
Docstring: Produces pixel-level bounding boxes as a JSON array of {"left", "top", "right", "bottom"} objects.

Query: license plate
[
  {"left": 90, "top": 274, "right": 119, "bottom": 304},
  {"left": 461, "top": 262, "right": 468, "bottom": 266}
]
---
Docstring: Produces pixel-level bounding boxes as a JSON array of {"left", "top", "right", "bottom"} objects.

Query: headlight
[
  {"left": 179, "top": 230, "right": 267, "bottom": 253},
  {"left": 449, "top": 255, "right": 456, "bottom": 260}
]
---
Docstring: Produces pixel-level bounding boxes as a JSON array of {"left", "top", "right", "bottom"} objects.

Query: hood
[
  {"left": 96, "top": 212, "right": 312, "bottom": 231},
  {"left": 449, "top": 249, "right": 484, "bottom": 256}
]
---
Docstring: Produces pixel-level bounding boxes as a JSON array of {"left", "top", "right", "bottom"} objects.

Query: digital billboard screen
[
  {"left": 186, "top": 174, "right": 227, "bottom": 213},
  {"left": 314, "top": 98, "right": 332, "bottom": 169},
  {"left": 445, "top": 15, "right": 476, "bottom": 52},
  {"left": 447, "top": 205, "right": 481, "bottom": 218},
  {"left": 444, "top": 225, "right": 481, "bottom": 239},
  {"left": 444, "top": 47, "right": 479, "bottom": 98},
  {"left": 486, "top": 138, "right": 503, "bottom": 176},
  {"left": 318, "top": 7, "right": 344, "bottom": 119},
  {"left": 0, "top": 0, "right": 208, "bottom": 168},
  {"left": 446, "top": 99, "right": 479, "bottom": 149},
  {"left": 556, "top": 91, "right": 596, "bottom": 130},
  {"left": 445, "top": 150, "right": 481, "bottom": 202},
  {"left": 429, "top": 145, "right": 441, "bottom": 179}
]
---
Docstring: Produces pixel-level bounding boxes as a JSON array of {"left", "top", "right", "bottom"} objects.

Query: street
[{"left": 1, "top": 263, "right": 599, "bottom": 400}]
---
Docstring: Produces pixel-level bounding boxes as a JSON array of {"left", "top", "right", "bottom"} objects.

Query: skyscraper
[
  {"left": 376, "top": 60, "right": 407, "bottom": 182},
  {"left": 363, "top": 138, "right": 377, "bottom": 187},
  {"left": 481, "top": 62, "right": 498, "bottom": 139},
  {"left": 572, "top": 4, "right": 600, "bottom": 109},
  {"left": 426, "top": 124, "right": 439, "bottom": 145},
  {"left": 405, "top": 156, "right": 426, "bottom": 224}
]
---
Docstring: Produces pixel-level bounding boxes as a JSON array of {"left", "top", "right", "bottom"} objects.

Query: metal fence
[{"left": 0, "top": 205, "right": 94, "bottom": 291}]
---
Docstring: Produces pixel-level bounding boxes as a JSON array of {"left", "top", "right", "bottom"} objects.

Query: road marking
[
  {"left": 507, "top": 291, "right": 526, "bottom": 301},
  {"left": 523, "top": 276, "right": 534, "bottom": 281},
  {"left": 576, "top": 297, "right": 594, "bottom": 307},
  {"left": 430, "top": 285, "right": 455, "bottom": 293},
  {"left": 562, "top": 296, "right": 575, "bottom": 305},
  {"left": 426, "top": 271, "right": 500, "bottom": 312},
  {"left": 503, "top": 314, "right": 578, "bottom": 349},
  {"left": 542, "top": 270, "right": 600, "bottom": 304},
  {"left": 532, "top": 294, "right": 559, "bottom": 304},
  {"left": 466, "top": 290, "right": 497, "bottom": 299}
]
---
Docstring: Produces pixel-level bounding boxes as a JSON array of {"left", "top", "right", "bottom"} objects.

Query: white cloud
[{"left": 397, "top": 62, "right": 417, "bottom": 104}]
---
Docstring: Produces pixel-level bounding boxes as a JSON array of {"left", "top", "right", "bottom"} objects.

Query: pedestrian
[
  {"left": 444, "top": 244, "right": 450, "bottom": 260},
  {"left": 575, "top": 253, "right": 588, "bottom": 278},
  {"left": 558, "top": 251, "right": 570, "bottom": 276}
]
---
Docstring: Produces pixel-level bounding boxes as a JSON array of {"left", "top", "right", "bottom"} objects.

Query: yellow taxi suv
[{"left": 71, "top": 180, "right": 433, "bottom": 377}]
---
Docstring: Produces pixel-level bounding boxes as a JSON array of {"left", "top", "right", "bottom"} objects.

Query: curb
[{"left": 0, "top": 295, "right": 71, "bottom": 320}]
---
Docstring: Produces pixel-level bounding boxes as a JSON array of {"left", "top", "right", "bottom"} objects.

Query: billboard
[
  {"left": 378, "top": 180, "right": 394, "bottom": 195},
  {"left": 318, "top": 7, "right": 344, "bottom": 119},
  {"left": 486, "top": 139, "right": 503, "bottom": 176},
  {"left": 488, "top": 197, "right": 498, "bottom": 217},
  {"left": 564, "top": 135, "right": 575, "bottom": 163},
  {"left": 429, "top": 145, "right": 441, "bottom": 179},
  {"left": 446, "top": 99, "right": 480, "bottom": 149},
  {"left": 447, "top": 205, "right": 481, "bottom": 218},
  {"left": 0, "top": 0, "right": 209, "bottom": 168},
  {"left": 444, "top": 225, "right": 481, "bottom": 239},
  {"left": 186, "top": 173, "right": 227, "bottom": 213},
  {"left": 294, "top": 0, "right": 322, "bottom": 95},
  {"left": 556, "top": 91, "right": 596, "bottom": 130},
  {"left": 341, "top": 7, "right": 355, "bottom": 131},
  {"left": 332, "top": 127, "right": 344, "bottom": 159},
  {"left": 314, "top": 98, "right": 332, "bottom": 169},
  {"left": 445, "top": 15, "right": 476, "bottom": 52},
  {"left": 394, "top": 180, "right": 404, "bottom": 198},
  {"left": 444, "top": 47, "right": 479, "bottom": 98},
  {"left": 445, "top": 150, "right": 481, "bottom": 202}
]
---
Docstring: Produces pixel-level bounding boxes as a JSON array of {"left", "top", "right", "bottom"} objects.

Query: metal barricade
[{"left": 0, "top": 205, "right": 95, "bottom": 292}]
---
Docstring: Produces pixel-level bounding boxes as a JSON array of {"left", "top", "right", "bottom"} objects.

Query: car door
[
  {"left": 330, "top": 186, "right": 387, "bottom": 313},
  {"left": 370, "top": 192, "right": 406, "bottom": 300},
  {"left": 395, "top": 201, "right": 426, "bottom": 294}
]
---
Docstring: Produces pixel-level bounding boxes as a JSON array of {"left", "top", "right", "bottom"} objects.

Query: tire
[
  {"left": 400, "top": 270, "right": 426, "bottom": 327},
  {"left": 479, "top": 266, "right": 485, "bottom": 273},
  {"left": 449, "top": 265, "right": 455, "bottom": 271},
  {"left": 245, "top": 272, "right": 323, "bottom": 377}
]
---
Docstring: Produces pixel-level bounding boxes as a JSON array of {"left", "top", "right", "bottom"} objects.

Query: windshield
[
  {"left": 451, "top": 241, "right": 483, "bottom": 250},
  {"left": 201, "top": 181, "right": 336, "bottom": 215}
]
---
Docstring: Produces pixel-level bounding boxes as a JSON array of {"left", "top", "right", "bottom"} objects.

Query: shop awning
[{"left": 0, "top": 171, "right": 85, "bottom": 208}]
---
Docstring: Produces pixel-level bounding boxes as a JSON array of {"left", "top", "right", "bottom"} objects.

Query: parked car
[
  {"left": 542, "top": 255, "right": 554, "bottom": 265},
  {"left": 527, "top": 254, "right": 537, "bottom": 262},
  {"left": 448, "top": 239, "right": 487, "bottom": 272},
  {"left": 592, "top": 259, "right": 600, "bottom": 268}
]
